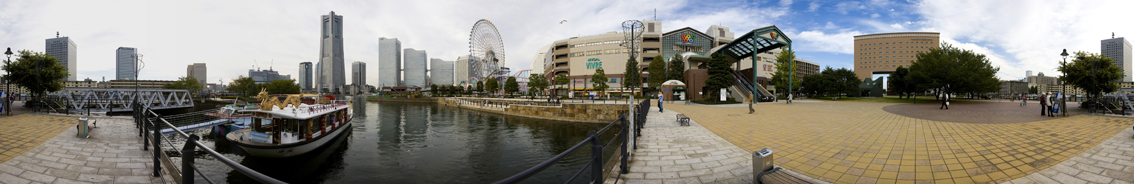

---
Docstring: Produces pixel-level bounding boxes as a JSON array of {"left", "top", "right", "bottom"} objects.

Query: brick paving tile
[
  {"left": 654, "top": 99, "right": 1134, "bottom": 184},
  {"left": 0, "top": 114, "right": 172, "bottom": 183}
]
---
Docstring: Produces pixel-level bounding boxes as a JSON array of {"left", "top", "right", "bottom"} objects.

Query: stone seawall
[
  {"left": 440, "top": 98, "right": 629, "bottom": 123},
  {"left": 366, "top": 97, "right": 440, "bottom": 103}
]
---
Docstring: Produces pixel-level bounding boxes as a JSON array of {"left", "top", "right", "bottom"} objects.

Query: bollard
[
  {"left": 182, "top": 135, "right": 199, "bottom": 184},
  {"left": 620, "top": 116, "right": 628, "bottom": 174},
  {"left": 752, "top": 148, "right": 774, "bottom": 182},
  {"left": 152, "top": 112, "right": 162, "bottom": 177},
  {"left": 589, "top": 131, "right": 603, "bottom": 184}
]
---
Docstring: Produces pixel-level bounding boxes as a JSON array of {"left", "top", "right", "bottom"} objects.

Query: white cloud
[
  {"left": 889, "top": 23, "right": 904, "bottom": 29},
  {"left": 794, "top": 30, "right": 865, "bottom": 54},
  {"left": 915, "top": 0, "right": 1134, "bottom": 80},
  {"left": 779, "top": 0, "right": 793, "bottom": 7},
  {"left": 824, "top": 22, "right": 840, "bottom": 30},
  {"left": 871, "top": 13, "right": 880, "bottom": 18},
  {"left": 833, "top": 1, "right": 865, "bottom": 14},
  {"left": 808, "top": 2, "right": 821, "bottom": 12}
]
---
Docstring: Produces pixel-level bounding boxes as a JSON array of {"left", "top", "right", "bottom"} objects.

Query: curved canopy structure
[{"left": 469, "top": 19, "right": 506, "bottom": 81}]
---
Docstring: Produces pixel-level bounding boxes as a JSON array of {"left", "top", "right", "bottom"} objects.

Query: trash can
[
  {"left": 753, "top": 148, "right": 774, "bottom": 181},
  {"left": 77, "top": 117, "right": 88, "bottom": 138}
]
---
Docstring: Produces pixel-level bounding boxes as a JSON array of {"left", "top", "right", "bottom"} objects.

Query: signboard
[
  {"left": 681, "top": 34, "right": 696, "bottom": 43},
  {"left": 586, "top": 58, "right": 602, "bottom": 69},
  {"left": 720, "top": 88, "right": 726, "bottom": 101}
]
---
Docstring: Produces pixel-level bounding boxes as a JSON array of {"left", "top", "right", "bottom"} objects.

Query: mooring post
[
  {"left": 589, "top": 131, "right": 603, "bottom": 184},
  {"left": 620, "top": 115, "right": 629, "bottom": 174},
  {"left": 182, "top": 134, "right": 199, "bottom": 184}
]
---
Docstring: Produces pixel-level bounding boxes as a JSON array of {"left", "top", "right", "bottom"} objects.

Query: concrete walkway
[
  {"left": 1006, "top": 126, "right": 1134, "bottom": 184},
  {"left": 0, "top": 115, "right": 171, "bottom": 184},
  {"left": 615, "top": 105, "right": 824, "bottom": 184}
]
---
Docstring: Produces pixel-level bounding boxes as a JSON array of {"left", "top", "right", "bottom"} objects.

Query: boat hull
[{"left": 228, "top": 120, "right": 351, "bottom": 158}]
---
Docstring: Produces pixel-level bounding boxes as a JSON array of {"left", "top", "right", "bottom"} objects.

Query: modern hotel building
[{"left": 852, "top": 32, "right": 940, "bottom": 80}]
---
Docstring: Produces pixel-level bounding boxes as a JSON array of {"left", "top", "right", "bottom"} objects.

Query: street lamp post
[
  {"left": 1061, "top": 49, "right": 1069, "bottom": 117},
  {"left": 4, "top": 47, "right": 12, "bottom": 116}
]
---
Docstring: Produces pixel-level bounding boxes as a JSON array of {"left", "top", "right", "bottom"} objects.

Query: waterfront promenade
[
  {"left": 0, "top": 113, "right": 170, "bottom": 183},
  {"left": 628, "top": 99, "right": 1134, "bottom": 183}
]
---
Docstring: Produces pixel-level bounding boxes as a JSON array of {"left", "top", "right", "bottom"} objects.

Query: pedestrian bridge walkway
[{"left": 58, "top": 88, "right": 194, "bottom": 112}]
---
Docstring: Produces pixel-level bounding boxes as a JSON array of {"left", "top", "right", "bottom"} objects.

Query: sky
[{"left": 0, "top": 0, "right": 1132, "bottom": 86}]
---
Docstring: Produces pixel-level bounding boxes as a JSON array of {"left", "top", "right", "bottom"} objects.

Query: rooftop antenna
[
  {"left": 654, "top": 9, "right": 656, "bottom": 20},
  {"left": 56, "top": 31, "right": 59, "bottom": 38},
  {"left": 270, "top": 59, "right": 274, "bottom": 71},
  {"left": 1114, "top": 32, "right": 1116, "bottom": 39},
  {"left": 254, "top": 60, "right": 260, "bottom": 71}
]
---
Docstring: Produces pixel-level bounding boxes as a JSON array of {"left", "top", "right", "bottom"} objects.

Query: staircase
[{"left": 728, "top": 70, "right": 775, "bottom": 102}]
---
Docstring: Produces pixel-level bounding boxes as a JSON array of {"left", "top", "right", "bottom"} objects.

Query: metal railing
[
  {"left": 134, "top": 102, "right": 285, "bottom": 184},
  {"left": 494, "top": 100, "right": 649, "bottom": 184}
]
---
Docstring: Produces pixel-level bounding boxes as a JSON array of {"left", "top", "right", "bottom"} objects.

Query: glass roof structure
[{"left": 716, "top": 25, "right": 792, "bottom": 61}]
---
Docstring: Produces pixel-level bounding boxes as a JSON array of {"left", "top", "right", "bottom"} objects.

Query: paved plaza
[
  {"left": 656, "top": 99, "right": 1134, "bottom": 183},
  {"left": 0, "top": 114, "right": 169, "bottom": 184}
]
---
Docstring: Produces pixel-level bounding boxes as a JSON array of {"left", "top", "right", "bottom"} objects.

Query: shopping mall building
[{"left": 536, "top": 22, "right": 818, "bottom": 99}]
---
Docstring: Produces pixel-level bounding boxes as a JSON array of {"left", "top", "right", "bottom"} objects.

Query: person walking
[
  {"left": 787, "top": 93, "right": 793, "bottom": 104},
  {"left": 1020, "top": 94, "right": 1026, "bottom": 106},
  {"left": 940, "top": 93, "right": 950, "bottom": 110},
  {"left": 1049, "top": 93, "right": 1057, "bottom": 117},
  {"left": 1040, "top": 93, "right": 1048, "bottom": 116},
  {"left": 657, "top": 93, "right": 664, "bottom": 113}
]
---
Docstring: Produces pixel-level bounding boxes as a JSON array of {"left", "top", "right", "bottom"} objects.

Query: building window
[
  {"left": 643, "top": 37, "right": 660, "bottom": 42},
  {"left": 648, "top": 23, "right": 655, "bottom": 32}
]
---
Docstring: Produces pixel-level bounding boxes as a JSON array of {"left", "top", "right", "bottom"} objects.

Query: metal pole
[
  {"left": 1063, "top": 56, "right": 1067, "bottom": 117},
  {"left": 152, "top": 112, "right": 161, "bottom": 177},
  {"left": 182, "top": 135, "right": 199, "bottom": 184},
  {"left": 5, "top": 53, "right": 10, "bottom": 116},
  {"left": 589, "top": 130, "right": 603, "bottom": 184},
  {"left": 620, "top": 115, "right": 628, "bottom": 174}
]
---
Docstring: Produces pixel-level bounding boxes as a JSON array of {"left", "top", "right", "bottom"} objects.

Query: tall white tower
[
  {"left": 46, "top": 33, "right": 77, "bottom": 81},
  {"left": 319, "top": 11, "right": 346, "bottom": 92}
]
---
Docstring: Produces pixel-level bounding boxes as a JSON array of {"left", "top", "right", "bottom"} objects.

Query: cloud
[
  {"left": 824, "top": 22, "right": 840, "bottom": 30},
  {"left": 808, "top": 2, "right": 820, "bottom": 12},
  {"left": 871, "top": 13, "right": 880, "bottom": 18},
  {"left": 793, "top": 30, "right": 865, "bottom": 54},
  {"left": 833, "top": 1, "right": 865, "bottom": 14},
  {"left": 780, "top": 0, "right": 793, "bottom": 7},
  {"left": 889, "top": 23, "right": 904, "bottom": 29}
]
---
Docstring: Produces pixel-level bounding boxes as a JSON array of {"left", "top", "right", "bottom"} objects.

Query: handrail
[{"left": 136, "top": 103, "right": 286, "bottom": 184}]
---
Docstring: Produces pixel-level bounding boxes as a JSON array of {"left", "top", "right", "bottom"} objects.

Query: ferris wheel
[{"left": 468, "top": 19, "right": 505, "bottom": 82}]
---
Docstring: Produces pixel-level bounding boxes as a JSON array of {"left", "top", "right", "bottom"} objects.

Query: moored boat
[{"left": 224, "top": 89, "right": 353, "bottom": 158}]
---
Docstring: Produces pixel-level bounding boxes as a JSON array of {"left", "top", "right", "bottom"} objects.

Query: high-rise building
[
  {"left": 46, "top": 34, "right": 77, "bottom": 81},
  {"left": 319, "top": 11, "right": 346, "bottom": 92},
  {"left": 378, "top": 37, "right": 401, "bottom": 87},
  {"left": 853, "top": 32, "right": 940, "bottom": 80},
  {"left": 248, "top": 69, "right": 291, "bottom": 84},
  {"left": 115, "top": 47, "right": 136, "bottom": 80},
  {"left": 352, "top": 61, "right": 366, "bottom": 87},
  {"left": 403, "top": 48, "right": 427, "bottom": 87},
  {"left": 454, "top": 55, "right": 469, "bottom": 86},
  {"left": 430, "top": 58, "right": 454, "bottom": 86},
  {"left": 1102, "top": 36, "right": 1132, "bottom": 82},
  {"left": 187, "top": 63, "right": 207, "bottom": 88},
  {"left": 299, "top": 62, "right": 313, "bottom": 92}
]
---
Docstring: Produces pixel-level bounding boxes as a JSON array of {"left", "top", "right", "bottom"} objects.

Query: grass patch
[
  {"left": 691, "top": 99, "right": 742, "bottom": 104},
  {"left": 809, "top": 96, "right": 952, "bottom": 103}
]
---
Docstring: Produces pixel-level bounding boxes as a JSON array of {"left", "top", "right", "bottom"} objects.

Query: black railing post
[
  {"left": 152, "top": 112, "right": 162, "bottom": 177},
  {"left": 142, "top": 108, "right": 148, "bottom": 150},
  {"left": 589, "top": 130, "right": 603, "bottom": 184},
  {"left": 182, "top": 134, "right": 199, "bottom": 184},
  {"left": 620, "top": 115, "right": 628, "bottom": 174}
]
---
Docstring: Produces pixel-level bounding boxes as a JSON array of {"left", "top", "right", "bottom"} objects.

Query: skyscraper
[
  {"left": 1102, "top": 37, "right": 1132, "bottom": 82},
  {"left": 319, "top": 11, "right": 346, "bottom": 92},
  {"left": 299, "top": 62, "right": 313, "bottom": 92},
  {"left": 455, "top": 55, "right": 469, "bottom": 86},
  {"left": 187, "top": 63, "right": 207, "bottom": 88},
  {"left": 352, "top": 61, "right": 366, "bottom": 87},
  {"left": 378, "top": 37, "right": 401, "bottom": 87},
  {"left": 46, "top": 34, "right": 77, "bottom": 81},
  {"left": 430, "top": 58, "right": 453, "bottom": 86},
  {"left": 403, "top": 48, "right": 427, "bottom": 87},
  {"left": 115, "top": 47, "right": 136, "bottom": 80}
]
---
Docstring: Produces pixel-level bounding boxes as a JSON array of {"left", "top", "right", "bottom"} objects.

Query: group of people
[{"left": 1038, "top": 92, "right": 1061, "bottom": 117}]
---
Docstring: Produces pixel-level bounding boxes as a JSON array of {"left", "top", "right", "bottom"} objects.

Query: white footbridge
[{"left": 58, "top": 88, "right": 195, "bottom": 112}]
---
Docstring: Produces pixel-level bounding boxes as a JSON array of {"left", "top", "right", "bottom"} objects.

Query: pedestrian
[
  {"left": 939, "top": 93, "right": 950, "bottom": 110},
  {"left": 1040, "top": 93, "right": 1048, "bottom": 116},
  {"left": 657, "top": 93, "right": 663, "bottom": 113},
  {"left": 1020, "top": 94, "right": 1026, "bottom": 106},
  {"left": 1049, "top": 93, "right": 1057, "bottom": 117},
  {"left": 787, "top": 93, "right": 793, "bottom": 104}
]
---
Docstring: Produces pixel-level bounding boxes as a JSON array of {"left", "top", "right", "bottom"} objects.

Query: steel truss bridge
[{"left": 57, "top": 88, "right": 195, "bottom": 112}]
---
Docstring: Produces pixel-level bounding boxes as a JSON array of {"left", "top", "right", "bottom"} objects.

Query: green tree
[
  {"left": 504, "top": 76, "right": 519, "bottom": 97},
  {"left": 264, "top": 79, "right": 300, "bottom": 94},
  {"left": 888, "top": 66, "right": 912, "bottom": 98},
  {"left": 591, "top": 68, "right": 609, "bottom": 97},
  {"left": 485, "top": 78, "right": 499, "bottom": 96},
  {"left": 909, "top": 42, "right": 1001, "bottom": 99},
  {"left": 827, "top": 67, "right": 860, "bottom": 97},
  {"left": 448, "top": 85, "right": 457, "bottom": 96},
  {"left": 647, "top": 55, "right": 666, "bottom": 94},
  {"left": 476, "top": 81, "right": 484, "bottom": 94},
  {"left": 554, "top": 74, "right": 569, "bottom": 98},
  {"left": 800, "top": 72, "right": 832, "bottom": 97},
  {"left": 704, "top": 52, "right": 733, "bottom": 100},
  {"left": 529, "top": 73, "right": 549, "bottom": 96},
  {"left": 163, "top": 76, "right": 204, "bottom": 96},
  {"left": 1028, "top": 86, "right": 1038, "bottom": 94},
  {"left": 668, "top": 54, "right": 686, "bottom": 82},
  {"left": 623, "top": 57, "right": 641, "bottom": 96},
  {"left": 430, "top": 84, "right": 438, "bottom": 96},
  {"left": 1058, "top": 51, "right": 1124, "bottom": 99},
  {"left": 770, "top": 48, "right": 801, "bottom": 96},
  {"left": 227, "top": 75, "right": 258, "bottom": 97},
  {"left": 1, "top": 50, "right": 68, "bottom": 102}
]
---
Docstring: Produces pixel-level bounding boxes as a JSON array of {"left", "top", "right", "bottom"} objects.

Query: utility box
[
  {"left": 753, "top": 148, "right": 774, "bottom": 176},
  {"left": 77, "top": 117, "right": 89, "bottom": 138}
]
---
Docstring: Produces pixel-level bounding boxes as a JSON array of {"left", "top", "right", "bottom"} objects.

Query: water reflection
[{"left": 188, "top": 97, "right": 609, "bottom": 183}]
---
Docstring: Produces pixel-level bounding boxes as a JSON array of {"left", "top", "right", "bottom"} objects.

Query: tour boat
[{"left": 225, "top": 90, "right": 353, "bottom": 158}]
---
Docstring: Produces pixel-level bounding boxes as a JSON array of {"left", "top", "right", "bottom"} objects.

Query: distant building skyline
[
  {"left": 46, "top": 34, "right": 77, "bottom": 81},
  {"left": 1102, "top": 37, "right": 1132, "bottom": 82},
  {"left": 299, "top": 62, "right": 313, "bottom": 92},
  {"left": 378, "top": 37, "right": 401, "bottom": 87},
  {"left": 318, "top": 11, "right": 346, "bottom": 92},
  {"left": 187, "top": 63, "right": 207, "bottom": 88},
  {"left": 430, "top": 58, "right": 453, "bottom": 86},
  {"left": 352, "top": 61, "right": 366, "bottom": 86},
  {"left": 403, "top": 48, "right": 427, "bottom": 87},
  {"left": 115, "top": 47, "right": 136, "bottom": 80}
]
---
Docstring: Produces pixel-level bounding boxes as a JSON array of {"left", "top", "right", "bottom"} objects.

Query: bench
[
  {"left": 676, "top": 114, "right": 690, "bottom": 126},
  {"left": 76, "top": 118, "right": 96, "bottom": 138},
  {"left": 757, "top": 168, "right": 822, "bottom": 184}
]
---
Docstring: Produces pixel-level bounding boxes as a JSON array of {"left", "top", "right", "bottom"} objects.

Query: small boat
[{"left": 225, "top": 89, "right": 353, "bottom": 158}]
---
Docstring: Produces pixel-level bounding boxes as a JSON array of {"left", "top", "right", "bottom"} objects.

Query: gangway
[{"left": 58, "top": 88, "right": 195, "bottom": 112}]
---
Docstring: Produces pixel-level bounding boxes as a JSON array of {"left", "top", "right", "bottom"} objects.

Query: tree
[
  {"left": 226, "top": 75, "right": 258, "bottom": 97},
  {"left": 163, "top": 76, "right": 204, "bottom": 96},
  {"left": 623, "top": 57, "right": 641, "bottom": 96},
  {"left": 264, "top": 79, "right": 300, "bottom": 94},
  {"left": 591, "top": 68, "right": 609, "bottom": 97},
  {"left": 430, "top": 84, "right": 439, "bottom": 96},
  {"left": 800, "top": 73, "right": 832, "bottom": 97},
  {"left": 1029, "top": 86, "right": 1038, "bottom": 94},
  {"left": 554, "top": 74, "right": 569, "bottom": 97},
  {"left": 504, "top": 76, "right": 519, "bottom": 97},
  {"left": 485, "top": 78, "right": 499, "bottom": 96},
  {"left": 529, "top": 73, "right": 549, "bottom": 96},
  {"left": 1, "top": 50, "right": 68, "bottom": 102},
  {"left": 647, "top": 55, "right": 666, "bottom": 94},
  {"left": 448, "top": 85, "right": 457, "bottom": 96},
  {"left": 704, "top": 52, "right": 733, "bottom": 100},
  {"left": 770, "top": 48, "right": 801, "bottom": 96},
  {"left": 476, "top": 81, "right": 484, "bottom": 94},
  {"left": 909, "top": 42, "right": 1000, "bottom": 99},
  {"left": 668, "top": 54, "right": 686, "bottom": 82},
  {"left": 888, "top": 66, "right": 912, "bottom": 98},
  {"left": 828, "top": 67, "right": 859, "bottom": 97},
  {"left": 1058, "top": 51, "right": 1124, "bottom": 99}
]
